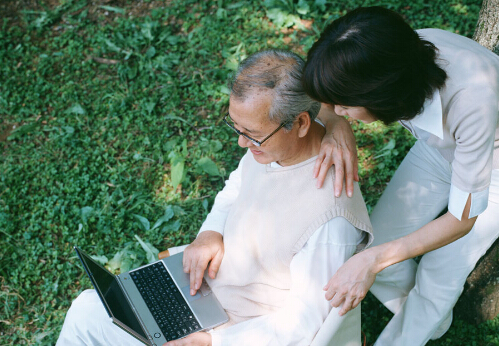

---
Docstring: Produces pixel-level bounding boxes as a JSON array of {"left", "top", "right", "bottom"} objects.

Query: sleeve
[
  {"left": 446, "top": 86, "right": 499, "bottom": 220},
  {"left": 198, "top": 154, "right": 245, "bottom": 236},
  {"left": 209, "top": 217, "right": 364, "bottom": 346}
]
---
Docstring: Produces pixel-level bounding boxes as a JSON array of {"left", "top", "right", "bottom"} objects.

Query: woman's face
[{"left": 333, "top": 105, "right": 377, "bottom": 123}]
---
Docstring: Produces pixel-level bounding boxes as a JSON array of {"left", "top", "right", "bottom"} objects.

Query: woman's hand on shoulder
[{"left": 315, "top": 104, "right": 358, "bottom": 197}]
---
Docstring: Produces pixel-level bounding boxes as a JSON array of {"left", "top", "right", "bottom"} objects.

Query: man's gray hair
[{"left": 230, "top": 49, "right": 321, "bottom": 130}]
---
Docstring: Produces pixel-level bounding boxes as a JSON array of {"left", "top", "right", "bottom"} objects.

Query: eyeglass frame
[{"left": 223, "top": 113, "right": 290, "bottom": 147}]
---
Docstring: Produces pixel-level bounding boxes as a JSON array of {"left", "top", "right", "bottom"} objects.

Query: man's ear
[{"left": 296, "top": 112, "right": 311, "bottom": 138}]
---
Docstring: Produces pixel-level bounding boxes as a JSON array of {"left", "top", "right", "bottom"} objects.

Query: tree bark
[
  {"left": 473, "top": 0, "right": 499, "bottom": 54},
  {"left": 454, "top": 0, "right": 499, "bottom": 325},
  {"left": 455, "top": 239, "right": 499, "bottom": 324}
]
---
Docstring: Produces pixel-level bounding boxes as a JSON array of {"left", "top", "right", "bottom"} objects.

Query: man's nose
[{"left": 238, "top": 134, "right": 251, "bottom": 148}]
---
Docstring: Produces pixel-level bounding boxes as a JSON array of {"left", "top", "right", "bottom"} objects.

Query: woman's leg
[
  {"left": 369, "top": 140, "right": 452, "bottom": 314},
  {"left": 56, "top": 289, "right": 144, "bottom": 346},
  {"left": 371, "top": 141, "right": 499, "bottom": 345}
]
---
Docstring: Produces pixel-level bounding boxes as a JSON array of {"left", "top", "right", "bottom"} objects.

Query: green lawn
[{"left": 1, "top": 0, "right": 497, "bottom": 345}]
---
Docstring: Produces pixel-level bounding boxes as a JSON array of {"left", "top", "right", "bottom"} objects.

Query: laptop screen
[{"left": 75, "top": 247, "right": 147, "bottom": 340}]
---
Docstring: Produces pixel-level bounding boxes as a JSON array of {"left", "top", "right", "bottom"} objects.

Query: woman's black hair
[{"left": 303, "top": 6, "right": 447, "bottom": 124}]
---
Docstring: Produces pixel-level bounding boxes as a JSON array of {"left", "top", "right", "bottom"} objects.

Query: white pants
[
  {"left": 56, "top": 289, "right": 144, "bottom": 346},
  {"left": 370, "top": 141, "right": 499, "bottom": 346}
]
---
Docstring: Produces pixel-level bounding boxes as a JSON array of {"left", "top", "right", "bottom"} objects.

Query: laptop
[{"left": 74, "top": 246, "right": 228, "bottom": 345}]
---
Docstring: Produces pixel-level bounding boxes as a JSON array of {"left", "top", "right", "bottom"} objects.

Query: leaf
[
  {"left": 99, "top": 5, "right": 125, "bottom": 14},
  {"left": 104, "top": 39, "right": 122, "bottom": 53},
  {"left": 382, "top": 139, "right": 396, "bottom": 151},
  {"left": 374, "top": 139, "right": 397, "bottom": 159},
  {"left": 164, "top": 114, "right": 190, "bottom": 124},
  {"left": 140, "top": 22, "right": 155, "bottom": 41},
  {"left": 296, "top": 0, "right": 310, "bottom": 15},
  {"left": 80, "top": 206, "right": 94, "bottom": 223},
  {"left": 145, "top": 46, "right": 156, "bottom": 58},
  {"left": 132, "top": 214, "right": 150, "bottom": 231},
  {"left": 225, "top": 57, "right": 239, "bottom": 71},
  {"left": 314, "top": 0, "right": 326, "bottom": 11},
  {"left": 166, "top": 35, "right": 180, "bottom": 46},
  {"left": 142, "top": 101, "right": 156, "bottom": 114},
  {"left": 62, "top": 126, "right": 75, "bottom": 134},
  {"left": 107, "top": 244, "right": 143, "bottom": 273},
  {"left": 134, "top": 235, "right": 159, "bottom": 264},
  {"left": 107, "top": 248, "right": 125, "bottom": 273},
  {"left": 90, "top": 255, "right": 109, "bottom": 265},
  {"left": 162, "top": 219, "right": 181, "bottom": 233},
  {"left": 66, "top": 103, "right": 86, "bottom": 115},
  {"left": 210, "top": 140, "right": 223, "bottom": 153},
  {"left": 151, "top": 206, "right": 175, "bottom": 230},
  {"left": 197, "top": 157, "right": 220, "bottom": 176},
  {"left": 219, "top": 85, "right": 231, "bottom": 95},
  {"left": 170, "top": 156, "right": 185, "bottom": 190},
  {"left": 7, "top": 122, "right": 40, "bottom": 140}
]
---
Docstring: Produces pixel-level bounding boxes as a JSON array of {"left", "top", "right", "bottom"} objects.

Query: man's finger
[
  {"left": 208, "top": 250, "right": 223, "bottom": 279},
  {"left": 183, "top": 253, "right": 192, "bottom": 273},
  {"left": 190, "top": 259, "right": 203, "bottom": 295},
  {"left": 194, "top": 260, "right": 206, "bottom": 291}
]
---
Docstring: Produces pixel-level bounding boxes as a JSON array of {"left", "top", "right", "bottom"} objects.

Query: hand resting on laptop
[{"left": 182, "top": 231, "right": 224, "bottom": 296}]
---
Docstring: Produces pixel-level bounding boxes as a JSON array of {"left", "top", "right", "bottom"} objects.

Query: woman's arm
[
  {"left": 325, "top": 195, "right": 477, "bottom": 315},
  {"left": 315, "top": 104, "right": 359, "bottom": 197}
]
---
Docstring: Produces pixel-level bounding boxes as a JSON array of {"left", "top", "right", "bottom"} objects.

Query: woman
[{"left": 303, "top": 6, "right": 499, "bottom": 346}]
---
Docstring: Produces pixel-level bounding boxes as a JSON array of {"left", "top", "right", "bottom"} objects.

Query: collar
[{"left": 409, "top": 89, "right": 444, "bottom": 140}]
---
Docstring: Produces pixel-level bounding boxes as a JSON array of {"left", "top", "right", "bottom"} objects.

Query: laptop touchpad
[{"left": 181, "top": 285, "right": 202, "bottom": 302}]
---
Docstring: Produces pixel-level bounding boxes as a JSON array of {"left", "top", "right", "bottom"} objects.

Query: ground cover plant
[{"left": 1, "top": 0, "right": 498, "bottom": 345}]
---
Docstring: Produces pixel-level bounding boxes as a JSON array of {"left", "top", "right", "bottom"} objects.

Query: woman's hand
[
  {"left": 183, "top": 231, "right": 224, "bottom": 295},
  {"left": 315, "top": 104, "right": 358, "bottom": 197},
  {"left": 324, "top": 249, "right": 378, "bottom": 316},
  {"left": 164, "top": 332, "right": 211, "bottom": 346}
]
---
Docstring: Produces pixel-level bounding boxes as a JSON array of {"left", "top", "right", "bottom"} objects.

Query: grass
[{"left": 1, "top": 0, "right": 497, "bottom": 345}]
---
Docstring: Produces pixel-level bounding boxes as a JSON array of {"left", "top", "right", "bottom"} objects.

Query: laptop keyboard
[{"left": 130, "top": 262, "right": 202, "bottom": 341}]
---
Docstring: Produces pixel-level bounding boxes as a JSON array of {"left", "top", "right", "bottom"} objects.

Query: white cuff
[
  {"left": 448, "top": 184, "right": 489, "bottom": 220},
  {"left": 209, "top": 330, "right": 222, "bottom": 346}
]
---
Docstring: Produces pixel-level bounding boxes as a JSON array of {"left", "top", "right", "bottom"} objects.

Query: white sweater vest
[{"left": 207, "top": 152, "right": 373, "bottom": 326}]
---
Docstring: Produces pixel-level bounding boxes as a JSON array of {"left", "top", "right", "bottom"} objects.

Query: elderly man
[{"left": 56, "top": 49, "right": 373, "bottom": 346}]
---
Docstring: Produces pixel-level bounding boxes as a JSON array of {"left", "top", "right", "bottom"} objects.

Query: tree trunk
[
  {"left": 473, "top": 0, "right": 499, "bottom": 53},
  {"left": 455, "top": 239, "right": 499, "bottom": 324},
  {"left": 454, "top": 0, "right": 499, "bottom": 325}
]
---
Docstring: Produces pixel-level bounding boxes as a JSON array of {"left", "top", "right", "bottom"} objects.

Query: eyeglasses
[{"left": 223, "top": 113, "right": 289, "bottom": 147}]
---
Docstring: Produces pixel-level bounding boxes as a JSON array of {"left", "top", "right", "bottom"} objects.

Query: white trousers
[{"left": 370, "top": 141, "right": 499, "bottom": 346}]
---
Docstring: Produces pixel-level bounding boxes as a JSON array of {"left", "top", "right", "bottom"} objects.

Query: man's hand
[
  {"left": 164, "top": 332, "right": 211, "bottom": 346},
  {"left": 324, "top": 249, "right": 377, "bottom": 316},
  {"left": 315, "top": 104, "right": 358, "bottom": 197},
  {"left": 183, "top": 231, "right": 224, "bottom": 295}
]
